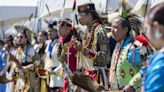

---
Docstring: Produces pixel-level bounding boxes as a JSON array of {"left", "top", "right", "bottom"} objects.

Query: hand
[
  {"left": 19, "top": 69, "right": 25, "bottom": 76},
  {"left": 123, "top": 85, "right": 135, "bottom": 92},
  {"left": 83, "top": 48, "right": 97, "bottom": 58},
  {"left": 83, "top": 48, "right": 90, "bottom": 56},
  {"left": 34, "top": 60, "right": 40, "bottom": 66},
  {"left": 74, "top": 40, "right": 83, "bottom": 51}
]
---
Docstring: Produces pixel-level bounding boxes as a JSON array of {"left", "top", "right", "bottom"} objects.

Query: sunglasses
[{"left": 17, "top": 36, "right": 24, "bottom": 39}]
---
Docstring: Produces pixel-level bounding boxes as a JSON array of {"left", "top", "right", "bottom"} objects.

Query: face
[
  {"left": 13, "top": 37, "right": 18, "bottom": 47},
  {"left": 112, "top": 18, "right": 128, "bottom": 42},
  {"left": 47, "top": 27, "right": 58, "bottom": 40},
  {"left": 77, "top": 12, "right": 90, "bottom": 25},
  {"left": 17, "top": 33, "right": 26, "bottom": 45},
  {"left": 144, "top": 17, "right": 164, "bottom": 48},
  {"left": 4, "top": 41, "right": 10, "bottom": 49},
  {"left": 38, "top": 32, "right": 46, "bottom": 43},
  {"left": 58, "top": 25, "right": 70, "bottom": 37}
]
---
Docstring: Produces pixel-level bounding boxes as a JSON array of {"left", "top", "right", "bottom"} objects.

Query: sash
[
  {"left": 48, "top": 40, "right": 58, "bottom": 59},
  {"left": 48, "top": 41, "right": 53, "bottom": 59},
  {"left": 22, "top": 46, "right": 30, "bottom": 64}
]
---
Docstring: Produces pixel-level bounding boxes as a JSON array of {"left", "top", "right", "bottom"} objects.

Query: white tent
[
  {"left": 0, "top": 0, "right": 38, "bottom": 22},
  {"left": 37, "top": 0, "right": 108, "bottom": 18},
  {"left": 0, "top": 5, "right": 37, "bottom": 39},
  {"left": 0, "top": 0, "right": 38, "bottom": 39},
  {"left": 1, "top": 0, "right": 163, "bottom": 22},
  {"left": 0, "top": 0, "right": 109, "bottom": 39},
  {"left": 0, "top": 6, "right": 37, "bottom": 22},
  {"left": 0, "top": 0, "right": 163, "bottom": 40}
]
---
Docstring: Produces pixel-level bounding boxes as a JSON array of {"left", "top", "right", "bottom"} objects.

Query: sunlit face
[
  {"left": 13, "top": 37, "right": 18, "bottom": 47},
  {"left": 17, "top": 32, "right": 26, "bottom": 45},
  {"left": 144, "top": 17, "right": 164, "bottom": 48},
  {"left": 58, "top": 25, "right": 70, "bottom": 37},
  {"left": 112, "top": 18, "right": 128, "bottom": 42},
  {"left": 47, "top": 27, "right": 58, "bottom": 40},
  {"left": 77, "top": 12, "right": 89, "bottom": 25},
  {"left": 37, "top": 32, "right": 46, "bottom": 43}
]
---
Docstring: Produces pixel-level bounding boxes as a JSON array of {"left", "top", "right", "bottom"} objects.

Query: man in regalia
[{"left": 74, "top": 3, "right": 111, "bottom": 91}]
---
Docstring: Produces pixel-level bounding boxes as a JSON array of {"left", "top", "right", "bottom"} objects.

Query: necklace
[{"left": 83, "top": 21, "right": 99, "bottom": 49}]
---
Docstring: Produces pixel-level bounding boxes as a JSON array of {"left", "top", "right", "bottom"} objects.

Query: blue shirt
[
  {"left": 120, "top": 36, "right": 141, "bottom": 65},
  {"left": 0, "top": 50, "right": 7, "bottom": 92},
  {"left": 144, "top": 52, "right": 164, "bottom": 92},
  {"left": 0, "top": 50, "right": 6, "bottom": 72}
]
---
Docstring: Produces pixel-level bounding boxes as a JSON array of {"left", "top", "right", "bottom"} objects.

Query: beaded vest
[{"left": 110, "top": 43, "right": 141, "bottom": 89}]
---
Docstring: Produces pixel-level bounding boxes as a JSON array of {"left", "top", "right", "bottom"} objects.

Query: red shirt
[{"left": 58, "top": 37, "right": 77, "bottom": 72}]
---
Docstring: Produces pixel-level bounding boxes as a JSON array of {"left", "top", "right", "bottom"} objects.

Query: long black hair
[{"left": 88, "top": 11, "right": 104, "bottom": 25}]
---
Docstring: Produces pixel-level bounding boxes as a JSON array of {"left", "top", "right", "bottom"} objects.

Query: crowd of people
[{"left": 0, "top": 1, "right": 164, "bottom": 92}]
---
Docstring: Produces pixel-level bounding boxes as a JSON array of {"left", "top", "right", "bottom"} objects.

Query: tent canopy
[
  {"left": 0, "top": 6, "right": 37, "bottom": 22},
  {"left": 0, "top": 0, "right": 108, "bottom": 22},
  {"left": 0, "top": 0, "right": 162, "bottom": 22},
  {"left": 0, "top": 0, "right": 163, "bottom": 40}
]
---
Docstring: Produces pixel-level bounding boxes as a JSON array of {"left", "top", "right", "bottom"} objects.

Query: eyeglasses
[{"left": 17, "top": 36, "right": 24, "bottom": 39}]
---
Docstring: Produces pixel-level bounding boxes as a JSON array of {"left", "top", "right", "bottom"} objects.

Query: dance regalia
[
  {"left": 110, "top": 36, "right": 142, "bottom": 90},
  {"left": 34, "top": 43, "right": 47, "bottom": 92},
  {"left": 0, "top": 47, "right": 21, "bottom": 92},
  {"left": 44, "top": 39, "right": 64, "bottom": 88},
  {"left": 79, "top": 20, "right": 110, "bottom": 84},
  {"left": 57, "top": 34, "right": 78, "bottom": 92},
  {"left": 34, "top": 43, "right": 47, "bottom": 59},
  {"left": 0, "top": 48, "right": 10, "bottom": 92},
  {"left": 12, "top": 45, "right": 38, "bottom": 92}
]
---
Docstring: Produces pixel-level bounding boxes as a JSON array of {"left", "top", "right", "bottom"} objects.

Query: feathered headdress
[
  {"left": 108, "top": 0, "right": 145, "bottom": 37},
  {"left": 44, "top": 18, "right": 59, "bottom": 31},
  {"left": 14, "top": 13, "right": 35, "bottom": 45},
  {"left": 14, "top": 25, "right": 35, "bottom": 45},
  {"left": 118, "top": 0, "right": 157, "bottom": 52}
]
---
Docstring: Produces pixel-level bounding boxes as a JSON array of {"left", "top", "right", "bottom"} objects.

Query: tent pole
[
  {"left": 46, "top": 4, "right": 51, "bottom": 16},
  {"left": 144, "top": 0, "right": 149, "bottom": 17},
  {"left": 105, "top": 0, "right": 109, "bottom": 16},
  {"left": 1, "top": 22, "right": 5, "bottom": 40}
]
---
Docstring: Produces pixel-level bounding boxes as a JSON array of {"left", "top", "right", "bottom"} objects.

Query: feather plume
[
  {"left": 14, "top": 25, "right": 34, "bottom": 45},
  {"left": 118, "top": 0, "right": 143, "bottom": 36},
  {"left": 131, "top": 0, "right": 145, "bottom": 13}
]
